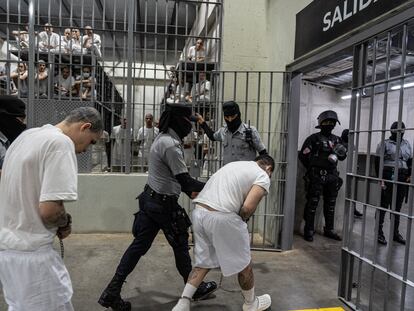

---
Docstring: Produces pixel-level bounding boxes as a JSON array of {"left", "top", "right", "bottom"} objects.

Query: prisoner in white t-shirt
[
  {"left": 173, "top": 155, "right": 274, "bottom": 311},
  {"left": 0, "top": 107, "right": 102, "bottom": 311}
]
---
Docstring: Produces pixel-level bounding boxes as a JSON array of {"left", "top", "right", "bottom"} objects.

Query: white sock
[
  {"left": 242, "top": 287, "right": 255, "bottom": 304},
  {"left": 173, "top": 297, "right": 190, "bottom": 311},
  {"left": 182, "top": 283, "right": 197, "bottom": 299}
]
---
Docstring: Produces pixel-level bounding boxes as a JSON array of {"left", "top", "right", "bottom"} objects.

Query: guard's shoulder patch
[{"left": 303, "top": 147, "right": 311, "bottom": 154}]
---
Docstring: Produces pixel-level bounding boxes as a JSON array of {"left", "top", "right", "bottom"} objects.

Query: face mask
[
  {"left": 0, "top": 115, "right": 26, "bottom": 143},
  {"left": 390, "top": 131, "right": 404, "bottom": 142},
  {"left": 83, "top": 72, "right": 90, "bottom": 78},
  {"left": 170, "top": 115, "right": 192, "bottom": 139},
  {"left": 225, "top": 115, "right": 242, "bottom": 133},
  {"left": 320, "top": 124, "right": 334, "bottom": 135}
]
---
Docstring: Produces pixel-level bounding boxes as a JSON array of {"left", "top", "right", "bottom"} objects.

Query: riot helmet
[{"left": 315, "top": 110, "right": 340, "bottom": 129}]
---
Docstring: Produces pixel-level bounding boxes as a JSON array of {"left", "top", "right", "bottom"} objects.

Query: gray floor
[{"left": 0, "top": 233, "right": 349, "bottom": 311}]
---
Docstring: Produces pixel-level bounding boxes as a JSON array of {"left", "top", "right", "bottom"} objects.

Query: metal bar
[
  {"left": 26, "top": 0, "right": 35, "bottom": 128},
  {"left": 280, "top": 73, "right": 301, "bottom": 250},
  {"left": 124, "top": 0, "right": 135, "bottom": 174}
]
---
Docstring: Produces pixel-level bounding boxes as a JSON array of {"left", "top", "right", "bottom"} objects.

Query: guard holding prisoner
[
  {"left": 375, "top": 121, "right": 412, "bottom": 245},
  {"left": 299, "top": 110, "right": 347, "bottom": 242},
  {"left": 196, "top": 101, "right": 267, "bottom": 165},
  {"left": 98, "top": 103, "right": 216, "bottom": 311}
]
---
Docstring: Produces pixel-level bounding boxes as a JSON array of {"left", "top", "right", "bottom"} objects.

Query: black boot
[
  {"left": 393, "top": 232, "right": 406, "bottom": 245},
  {"left": 378, "top": 228, "right": 387, "bottom": 245},
  {"left": 303, "top": 228, "right": 314, "bottom": 242},
  {"left": 98, "top": 274, "right": 131, "bottom": 311},
  {"left": 323, "top": 228, "right": 342, "bottom": 241},
  {"left": 192, "top": 281, "right": 218, "bottom": 301}
]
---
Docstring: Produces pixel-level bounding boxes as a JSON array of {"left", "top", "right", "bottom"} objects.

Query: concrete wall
[
  {"left": 221, "top": 0, "right": 312, "bottom": 71},
  {"left": 66, "top": 174, "right": 147, "bottom": 232}
]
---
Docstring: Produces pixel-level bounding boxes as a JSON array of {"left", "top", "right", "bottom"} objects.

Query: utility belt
[
  {"left": 144, "top": 184, "right": 179, "bottom": 203},
  {"left": 309, "top": 167, "right": 338, "bottom": 177}
]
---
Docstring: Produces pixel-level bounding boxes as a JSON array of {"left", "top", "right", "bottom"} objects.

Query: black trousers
[
  {"left": 379, "top": 169, "right": 409, "bottom": 234},
  {"left": 115, "top": 192, "right": 192, "bottom": 283},
  {"left": 304, "top": 168, "right": 341, "bottom": 232}
]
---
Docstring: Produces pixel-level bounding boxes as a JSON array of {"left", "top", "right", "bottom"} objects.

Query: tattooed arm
[{"left": 39, "top": 200, "right": 70, "bottom": 229}]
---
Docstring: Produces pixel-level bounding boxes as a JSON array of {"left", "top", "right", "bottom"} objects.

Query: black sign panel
[{"left": 295, "top": 0, "right": 411, "bottom": 59}]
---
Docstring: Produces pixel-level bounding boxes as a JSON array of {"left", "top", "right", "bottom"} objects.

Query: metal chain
[{"left": 59, "top": 237, "right": 64, "bottom": 259}]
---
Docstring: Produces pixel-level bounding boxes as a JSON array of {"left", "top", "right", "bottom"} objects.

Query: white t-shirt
[
  {"left": 193, "top": 161, "right": 270, "bottom": 213},
  {"left": 188, "top": 46, "right": 206, "bottom": 61},
  {"left": 0, "top": 125, "right": 78, "bottom": 251},
  {"left": 136, "top": 126, "right": 159, "bottom": 157}
]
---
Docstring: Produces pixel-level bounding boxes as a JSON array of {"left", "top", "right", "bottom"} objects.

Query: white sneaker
[
  {"left": 242, "top": 294, "right": 272, "bottom": 311},
  {"left": 172, "top": 297, "right": 191, "bottom": 311}
]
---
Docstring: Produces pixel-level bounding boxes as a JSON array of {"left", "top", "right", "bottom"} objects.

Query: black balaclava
[
  {"left": 159, "top": 103, "right": 193, "bottom": 140},
  {"left": 223, "top": 101, "right": 242, "bottom": 133},
  {"left": 0, "top": 95, "right": 26, "bottom": 143},
  {"left": 320, "top": 124, "right": 335, "bottom": 136},
  {"left": 390, "top": 121, "right": 405, "bottom": 142}
]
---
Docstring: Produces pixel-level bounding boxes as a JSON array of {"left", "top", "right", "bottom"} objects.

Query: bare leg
[
  {"left": 238, "top": 263, "right": 254, "bottom": 290},
  {"left": 172, "top": 267, "right": 211, "bottom": 311},
  {"left": 187, "top": 267, "right": 210, "bottom": 288},
  {"left": 238, "top": 262, "right": 272, "bottom": 311}
]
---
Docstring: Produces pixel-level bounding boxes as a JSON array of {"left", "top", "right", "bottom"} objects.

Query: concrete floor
[{"left": 0, "top": 233, "right": 350, "bottom": 311}]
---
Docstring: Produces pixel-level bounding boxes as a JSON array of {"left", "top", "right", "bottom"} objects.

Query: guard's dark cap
[
  {"left": 0, "top": 95, "right": 26, "bottom": 117},
  {"left": 164, "top": 102, "right": 197, "bottom": 121},
  {"left": 391, "top": 121, "right": 405, "bottom": 130},
  {"left": 222, "top": 101, "right": 240, "bottom": 117}
]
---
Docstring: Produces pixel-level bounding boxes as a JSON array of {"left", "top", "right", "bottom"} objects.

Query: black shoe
[
  {"left": 393, "top": 233, "right": 406, "bottom": 245},
  {"left": 98, "top": 292, "right": 131, "bottom": 311},
  {"left": 354, "top": 209, "right": 363, "bottom": 218},
  {"left": 323, "top": 230, "right": 342, "bottom": 241},
  {"left": 378, "top": 232, "right": 387, "bottom": 245},
  {"left": 304, "top": 230, "right": 314, "bottom": 242},
  {"left": 193, "top": 281, "right": 217, "bottom": 301}
]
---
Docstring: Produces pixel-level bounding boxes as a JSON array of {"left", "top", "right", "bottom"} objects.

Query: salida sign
[{"left": 295, "top": 0, "right": 410, "bottom": 59}]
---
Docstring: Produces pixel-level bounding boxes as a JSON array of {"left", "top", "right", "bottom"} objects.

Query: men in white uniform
[
  {"left": 111, "top": 117, "right": 133, "bottom": 167},
  {"left": 136, "top": 113, "right": 159, "bottom": 166},
  {"left": 189, "top": 72, "right": 210, "bottom": 102},
  {"left": 172, "top": 154, "right": 274, "bottom": 311},
  {"left": 0, "top": 107, "right": 102, "bottom": 311},
  {"left": 38, "top": 23, "right": 60, "bottom": 52}
]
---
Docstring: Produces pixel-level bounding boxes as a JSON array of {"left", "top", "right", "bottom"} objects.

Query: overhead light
[
  {"left": 341, "top": 93, "right": 360, "bottom": 100},
  {"left": 391, "top": 82, "right": 414, "bottom": 90}
]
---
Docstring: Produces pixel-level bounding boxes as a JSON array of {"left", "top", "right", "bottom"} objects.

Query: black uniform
[
  {"left": 299, "top": 110, "right": 346, "bottom": 242},
  {"left": 98, "top": 104, "right": 216, "bottom": 311}
]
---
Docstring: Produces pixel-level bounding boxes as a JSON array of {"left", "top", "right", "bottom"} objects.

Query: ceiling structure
[
  {"left": 0, "top": 0, "right": 203, "bottom": 64},
  {"left": 303, "top": 31, "right": 414, "bottom": 90}
]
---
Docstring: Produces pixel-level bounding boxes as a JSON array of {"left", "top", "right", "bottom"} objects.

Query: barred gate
[
  {"left": 184, "top": 70, "right": 294, "bottom": 251},
  {"left": 339, "top": 20, "right": 414, "bottom": 311}
]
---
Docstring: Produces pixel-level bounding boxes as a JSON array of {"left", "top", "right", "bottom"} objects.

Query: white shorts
[
  {"left": 0, "top": 246, "right": 73, "bottom": 311},
  {"left": 192, "top": 206, "right": 251, "bottom": 277}
]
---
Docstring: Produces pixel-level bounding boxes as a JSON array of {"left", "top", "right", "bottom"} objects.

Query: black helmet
[
  {"left": 315, "top": 110, "right": 340, "bottom": 128},
  {"left": 390, "top": 121, "right": 405, "bottom": 133}
]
